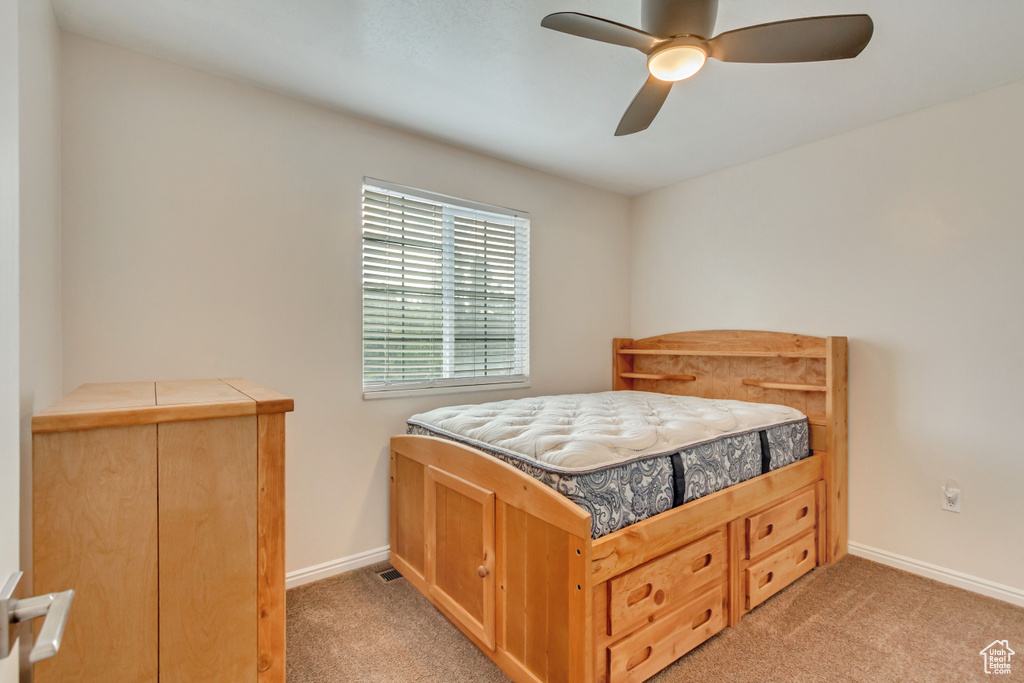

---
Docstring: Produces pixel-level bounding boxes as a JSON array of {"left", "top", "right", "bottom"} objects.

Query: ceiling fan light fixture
[
  {"left": 647, "top": 45, "right": 707, "bottom": 81},
  {"left": 540, "top": 5, "right": 874, "bottom": 135}
]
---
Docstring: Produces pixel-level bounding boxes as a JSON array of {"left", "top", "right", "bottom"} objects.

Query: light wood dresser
[{"left": 31, "top": 378, "right": 293, "bottom": 683}]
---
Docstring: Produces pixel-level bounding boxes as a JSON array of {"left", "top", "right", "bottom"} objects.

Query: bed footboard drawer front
[
  {"left": 745, "top": 530, "right": 816, "bottom": 611},
  {"left": 745, "top": 487, "right": 816, "bottom": 560},
  {"left": 607, "top": 528, "right": 727, "bottom": 638},
  {"left": 607, "top": 582, "right": 727, "bottom": 683}
]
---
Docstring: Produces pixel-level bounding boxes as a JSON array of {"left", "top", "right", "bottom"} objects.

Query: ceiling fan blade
[
  {"left": 541, "top": 12, "right": 664, "bottom": 54},
  {"left": 615, "top": 76, "right": 673, "bottom": 136},
  {"left": 707, "top": 14, "right": 873, "bottom": 63}
]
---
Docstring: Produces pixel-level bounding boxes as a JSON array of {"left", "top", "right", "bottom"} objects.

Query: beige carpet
[{"left": 286, "top": 556, "right": 1023, "bottom": 682}]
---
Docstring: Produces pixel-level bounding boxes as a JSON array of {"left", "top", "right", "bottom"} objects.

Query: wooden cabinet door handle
[{"left": 477, "top": 565, "right": 489, "bottom": 578}]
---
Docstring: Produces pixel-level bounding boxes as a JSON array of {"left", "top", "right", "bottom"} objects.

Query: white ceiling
[{"left": 52, "top": 0, "right": 1024, "bottom": 195}]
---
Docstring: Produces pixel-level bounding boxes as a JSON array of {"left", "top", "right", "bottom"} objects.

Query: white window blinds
[{"left": 362, "top": 179, "right": 530, "bottom": 395}]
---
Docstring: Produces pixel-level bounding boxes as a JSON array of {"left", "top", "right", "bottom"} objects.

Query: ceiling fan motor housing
[{"left": 642, "top": 0, "right": 718, "bottom": 38}]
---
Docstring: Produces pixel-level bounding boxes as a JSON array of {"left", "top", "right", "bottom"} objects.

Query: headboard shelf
[
  {"left": 741, "top": 379, "right": 826, "bottom": 392},
  {"left": 617, "top": 330, "right": 828, "bottom": 359},
  {"left": 619, "top": 372, "right": 697, "bottom": 382},
  {"left": 617, "top": 348, "right": 825, "bottom": 359}
]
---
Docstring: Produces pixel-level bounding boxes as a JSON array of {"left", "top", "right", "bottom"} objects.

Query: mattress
[{"left": 408, "top": 391, "right": 809, "bottom": 539}]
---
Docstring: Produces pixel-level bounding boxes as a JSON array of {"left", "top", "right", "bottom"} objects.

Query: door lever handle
[
  {"left": 1, "top": 572, "right": 76, "bottom": 663},
  {"left": 12, "top": 589, "right": 75, "bottom": 663}
]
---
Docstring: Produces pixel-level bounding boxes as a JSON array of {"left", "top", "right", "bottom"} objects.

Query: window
[{"left": 361, "top": 179, "right": 529, "bottom": 396}]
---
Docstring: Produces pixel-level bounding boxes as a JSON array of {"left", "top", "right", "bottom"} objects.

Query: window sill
[{"left": 362, "top": 380, "right": 531, "bottom": 401}]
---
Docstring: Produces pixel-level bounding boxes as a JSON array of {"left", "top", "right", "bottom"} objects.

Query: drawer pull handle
[
  {"left": 691, "top": 608, "right": 712, "bottom": 629},
  {"left": 801, "top": 549, "right": 809, "bottom": 562},
  {"left": 758, "top": 572, "right": 774, "bottom": 589},
  {"left": 692, "top": 553, "right": 712, "bottom": 572},
  {"left": 757, "top": 524, "right": 773, "bottom": 540},
  {"left": 477, "top": 565, "right": 489, "bottom": 578},
  {"left": 797, "top": 506, "right": 809, "bottom": 519},
  {"left": 627, "top": 584, "right": 652, "bottom": 606},
  {"left": 626, "top": 646, "right": 652, "bottom": 671}
]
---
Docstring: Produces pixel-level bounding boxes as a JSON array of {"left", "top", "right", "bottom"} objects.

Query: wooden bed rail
[
  {"left": 591, "top": 454, "right": 823, "bottom": 584},
  {"left": 613, "top": 331, "right": 848, "bottom": 563},
  {"left": 390, "top": 435, "right": 591, "bottom": 538}
]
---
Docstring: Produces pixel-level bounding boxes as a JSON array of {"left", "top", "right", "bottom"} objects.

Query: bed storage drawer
[
  {"left": 745, "top": 530, "right": 816, "bottom": 611},
  {"left": 607, "top": 529, "right": 727, "bottom": 637},
  {"left": 746, "top": 488, "right": 816, "bottom": 559},
  {"left": 607, "top": 582, "right": 727, "bottom": 683}
]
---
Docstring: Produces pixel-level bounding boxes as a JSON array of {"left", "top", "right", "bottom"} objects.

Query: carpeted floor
[{"left": 286, "top": 556, "right": 1023, "bottom": 682}]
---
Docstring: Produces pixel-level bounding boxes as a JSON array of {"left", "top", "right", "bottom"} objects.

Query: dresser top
[{"left": 32, "top": 378, "right": 294, "bottom": 434}]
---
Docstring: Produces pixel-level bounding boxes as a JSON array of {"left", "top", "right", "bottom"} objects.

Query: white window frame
[{"left": 361, "top": 178, "right": 530, "bottom": 399}]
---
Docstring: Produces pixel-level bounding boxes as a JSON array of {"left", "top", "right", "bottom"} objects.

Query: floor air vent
[{"left": 377, "top": 567, "right": 403, "bottom": 583}]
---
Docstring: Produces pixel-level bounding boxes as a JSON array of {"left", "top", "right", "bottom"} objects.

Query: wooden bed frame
[{"left": 390, "top": 331, "right": 848, "bottom": 683}]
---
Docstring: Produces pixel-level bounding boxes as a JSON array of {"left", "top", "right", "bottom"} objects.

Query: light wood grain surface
[
  {"left": 159, "top": 416, "right": 258, "bottom": 683},
  {"left": 257, "top": 413, "right": 287, "bottom": 681},
  {"left": 745, "top": 488, "right": 816, "bottom": 560},
  {"left": 745, "top": 531, "right": 817, "bottom": 610},
  {"left": 390, "top": 436, "right": 591, "bottom": 539},
  {"left": 156, "top": 378, "right": 250, "bottom": 406},
  {"left": 33, "top": 381, "right": 156, "bottom": 413},
  {"left": 606, "top": 583, "right": 727, "bottom": 683},
  {"left": 222, "top": 378, "right": 295, "bottom": 414},
  {"left": 826, "top": 336, "right": 849, "bottom": 561},
  {"left": 607, "top": 530, "right": 726, "bottom": 638},
  {"left": 622, "top": 330, "right": 827, "bottom": 357},
  {"left": 426, "top": 466, "right": 496, "bottom": 650},
  {"left": 391, "top": 437, "right": 591, "bottom": 683},
  {"left": 33, "top": 378, "right": 293, "bottom": 433},
  {"left": 614, "top": 331, "right": 847, "bottom": 570},
  {"left": 32, "top": 379, "right": 291, "bottom": 683},
  {"left": 33, "top": 425, "right": 159, "bottom": 683}
]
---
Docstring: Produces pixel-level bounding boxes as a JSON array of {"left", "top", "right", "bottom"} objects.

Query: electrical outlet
[{"left": 941, "top": 481, "right": 961, "bottom": 513}]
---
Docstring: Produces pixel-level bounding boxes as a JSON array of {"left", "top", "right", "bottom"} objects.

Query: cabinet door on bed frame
[{"left": 424, "top": 466, "right": 497, "bottom": 650}]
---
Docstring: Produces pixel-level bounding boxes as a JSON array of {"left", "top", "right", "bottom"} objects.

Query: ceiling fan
[{"left": 541, "top": 0, "right": 874, "bottom": 136}]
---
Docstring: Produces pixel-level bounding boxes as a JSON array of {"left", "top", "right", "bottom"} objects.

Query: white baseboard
[
  {"left": 285, "top": 542, "right": 1024, "bottom": 606},
  {"left": 286, "top": 545, "right": 391, "bottom": 589},
  {"left": 848, "top": 542, "right": 1024, "bottom": 607}
]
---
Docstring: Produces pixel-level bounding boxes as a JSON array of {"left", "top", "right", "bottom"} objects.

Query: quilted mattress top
[{"left": 407, "top": 391, "right": 806, "bottom": 474}]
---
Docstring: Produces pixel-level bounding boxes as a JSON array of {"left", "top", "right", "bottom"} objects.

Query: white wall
[
  {"left": 631, "top": 80, "right": 1024, "bottom": 591},
  {"left": 0, "top": 0, "right": 61, "bottom": 675},
  {"left": 60, "top": 33, "right": 632, "bottom": 573},
  {"left": 19, "top": 0, "right": 62, "bottom": 597},
  {"left": 0, "top": 9, "right": 23, "bottom": 682}
]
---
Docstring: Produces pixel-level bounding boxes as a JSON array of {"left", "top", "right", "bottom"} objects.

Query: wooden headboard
[{"left": 613, "top": 330, "right": 849, "bottom": 560}]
